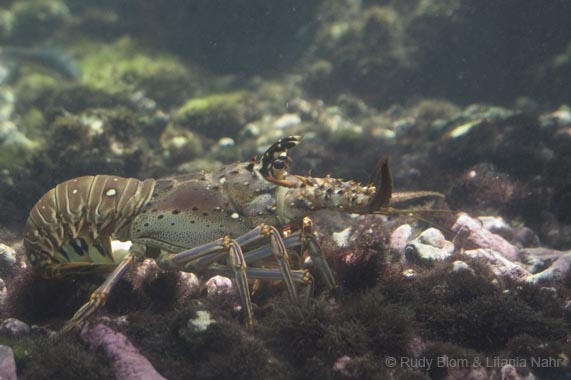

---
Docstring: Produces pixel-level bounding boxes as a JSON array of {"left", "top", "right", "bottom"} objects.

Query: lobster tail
[{"left": 23, "top": 175, "right": 155, "bottom": 276}]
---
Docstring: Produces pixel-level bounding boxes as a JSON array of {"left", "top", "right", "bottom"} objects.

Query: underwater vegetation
[{"left": 0, "top": 1, "right": 571, "bottom": 379}]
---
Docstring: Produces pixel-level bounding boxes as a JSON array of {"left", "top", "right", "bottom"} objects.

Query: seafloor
[{"left": 1, "top": 1, "right": 571, "bottom": 379}]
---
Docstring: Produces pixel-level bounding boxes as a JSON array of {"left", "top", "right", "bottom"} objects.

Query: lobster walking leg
[
  {"left": 156, "top": 224, "right": 301, "bottom": 327},
  {"left": 299, "top": 217, "right": 337, "bottom": 290},
  {"left": 157, "top": 236, "right": 254, "bottom": 328},
  {"left": 234, "top": 224, "right": 299, "bottom": 302},
  {"left": 210, "top": 265, "right": 315, "bottom": 303},
  {"left": 61, "top": 243, "right": 146, "bottom": 333},
  {"left": 239, "top": 219, "right": 337, "bottom": 291}
]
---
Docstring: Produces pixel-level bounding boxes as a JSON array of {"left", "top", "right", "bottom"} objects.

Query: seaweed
[{"left": 0, "top": 334, "right": 112, "bottom": 380}]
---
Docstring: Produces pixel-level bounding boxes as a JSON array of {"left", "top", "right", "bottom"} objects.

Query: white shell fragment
[
  {"left": 188, "top": 310, "right": 216, "bottom": 332},
  {"left": 332, "top": 226, "right": 352, "bottom": 248}
]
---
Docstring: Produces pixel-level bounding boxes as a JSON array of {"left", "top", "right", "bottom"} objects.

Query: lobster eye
[{"left": 273, "top": 160, "right": 285, "bottom": 170}]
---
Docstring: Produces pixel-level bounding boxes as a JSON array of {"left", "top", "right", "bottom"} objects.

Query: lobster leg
[
  {"left": 210, "top": 265, "right": 315, "bottom": 302},
  {"left": 299, "top": 217, "right": 336, "bottom": 290},
  {"left": 157, "top": 236, "right": 254, "bottom": 328},
  {"left": 234, "top": 224, "right": 299, "bottom": 302},
  {"left": 159, "top": 224, "right": 299, "bottom": 302},
  {"left": 42, "top": 262, "right": 117, "bottom": 278},
  {"left": 61, "top": 243, "right": 146, "bottom": 333},
  {"left": 157, "top": 224, "right": 299, "bottom": 327},
  {"left": 240, "top": 219, "right": 337, "bottom": 291}
]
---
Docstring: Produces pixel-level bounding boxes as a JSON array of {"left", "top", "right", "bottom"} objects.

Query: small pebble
[
  {"left": 205, "top": 275, "right": 233, "bottom": 297},
  {"left": 273, "top": 113, "right": 301, "bottom": 129},
  {"left": 451, "top": 260, "right": 474, "bottom": 274},
  {"left": 0, "top": 318, "right": 30, "bottom": 337}
]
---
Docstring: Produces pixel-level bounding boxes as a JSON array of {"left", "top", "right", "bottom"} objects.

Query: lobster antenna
[
  {"left": 367, "top": 156, "right": 393, "bottom": 211},
  {"left": 372, "top": 206, "right": 459, "bottom": 237}
]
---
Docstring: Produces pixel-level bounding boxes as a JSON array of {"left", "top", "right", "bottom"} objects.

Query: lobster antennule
[{"left": 367, "top": 156, "right": 393, "bottom": 212}]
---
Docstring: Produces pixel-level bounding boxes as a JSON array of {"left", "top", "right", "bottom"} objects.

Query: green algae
[
  {"left": 173, "top": 91, "right": 250, "bottom": 139},
  {"left": 13, "top": 70, "right": 122, "bottom": 116},
  {"left": 76, "top": 37, "right": 200, "bottom": 107},
  {"left": 9, "top": 0, "right": 71, "bottom": 44},
  {"left": 0, "top": 145, "right": 33, "bottom": 170},
  {"left": 176, "top": 92, "right": 245, "bottom": 116},
  {"left": 13, "top": 73, "right": 59, "bottom": 115}
]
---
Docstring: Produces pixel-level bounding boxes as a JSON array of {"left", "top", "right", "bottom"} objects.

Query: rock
[
  {"left": 402, "top": 268, "right": 416, "bottom": 280},
  {"left": 520, "top": 248, "right": 571, "bottom": 283},
  {"left": 80, "top": 323, "right": 166, "bottom": 380},
  {"left": 0, "top": 120, "right": 34, "bottom": 148},
  {"left": 0, "top": 318, "right": 30, "bottom": 337},
  {"left": 390, "top": 224, "right": 412, "bottom": 258},
  {"left": 451, "top": 260, "right": 474, "bottom": 274},
  {"left": 520, "top": 247, "right": 564, "bottom": 273},
  {"left": 0, "top": 345, "right": 16, "bottom": 380},
  {"left": 539, "top": 105, "right": 571, "bottom": 130},
  {"left": 434, "top": 103, "right": 519, "bottom": 138},
  {"left": 205, "top": 275, "right": 233, "bottom": 297},
  {"left": 461, "top": 249, "right": 530, "bottom": 282},
  {"left": 130, "top": 258, "right": 161, "bottom": 290},
  {"left": 332, "top": 355, "right": 352, "bottom": 377},
  {"left": 0, "top": 243, "right": 16, "bottom": 275},
  {"left": 160, "top": 127, "right": 205, "bottom": 166},
  {"left": 173, "top": 92, "right": 251, "bottom": 139},
  {"left": 177, "top": 272, "right": 201, "bottom": 302},
  {"left": 528, "top": 253, "right": 571, "bottom": 284},
  {"left": 216, "top": 137, "right": 235, "bottom": 148},
  {"left": 79, "top": 37, "right": 198, "bottom": 107},
  {"left": 0, "top": 278, "right": 6, "bottom": 307},
  {"left": 273, "top": 113, "right": 301, "bottom": 129},
  {"left": 477, "top": 217, "right": 540, "bottom": 248},
  {"left": 500, "top": 364, "right": 536, "bottom": 380},
  {"left": 478, "top": 215, "right": 512, "bottom": 236},
  {"left": 452, "top": 214, "right": 519, "bottom": 261},
  {"left": 10, "top": 0, "right": 71, "bottom": 45},
  {"left": 405, "top": 228, "right": 454, "bottom": 264}
]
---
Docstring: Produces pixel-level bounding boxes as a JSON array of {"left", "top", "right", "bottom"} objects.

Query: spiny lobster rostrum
[{"left": 24, "top": 136, "right": 441, "bottom": 332}]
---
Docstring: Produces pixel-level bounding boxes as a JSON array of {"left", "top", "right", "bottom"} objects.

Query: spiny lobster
[{"left": 24, "top": 136, "right": 441, "bottom": 332}]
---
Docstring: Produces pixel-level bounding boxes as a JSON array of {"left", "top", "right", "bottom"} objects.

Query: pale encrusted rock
[
  {"left": 462, "top": 249, "right": 530, "bottom": 282},
  {"left": 452, "top": 214, "right": 519, "bottom": 261},
  {"left": 405, "top": 228, "right": 454, "bottom": 264},
  {"left": 80, "top": 323, "right": 166, "bottom": 380},
  {"left": 390, "top": 223, "right": 412, "bottom": 259},
  {"left": 0, "top": 345, "right": 16, "bottom": 380},
  {"left": 0, "top": 318, "right": 30, "bottom": 337},
  {"left": 205, "top": 275, "right": 233, "bottom": 297}
]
